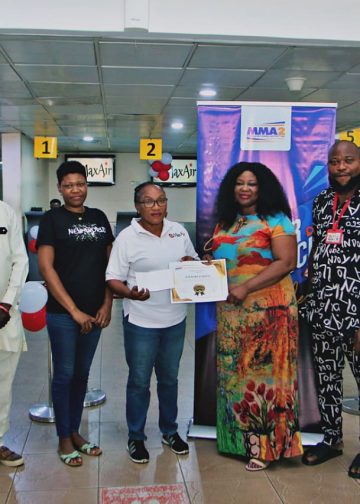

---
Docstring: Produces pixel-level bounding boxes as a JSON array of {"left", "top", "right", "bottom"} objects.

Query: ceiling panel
[
  {"left": 326, "top": 73, "right": 360, "bottom": 88},
  {"left": 105, "top": 96, "right": 167, "bottom": 115},
  {"left": 254, "top": 69, "right": 341, "bottom": 88},
  {"left": 272, "top": 47, "right": 360, "bottom": 71},
  {"left": 99, "top": 41, "right": 192, "bottom": 67},
  {"left": 0, "top": 64, "right": 23, "bottom": 81},
  {"left": 0, "top": 39, "right": 96, "bottom": 65},
  {"left": 180, "top": 68, "right": 264, "bottom": 87},
  {"left": 238, "top": 87, "right": 317, "bottom": 101},
  {"left": 104, "top": 84, "right": 174, "bottom": 98},
  {"left": 190, "top": 44, "right": 286, "bottom": 69},
  {"left": 30, "top": 82, "right": 101, "bottom": 99},
  {"left": 102, "top": 67, "right": 183, "bottom": 85},
  {"left": 173, "top": 85, "right": 244, "bottom": 100},
  {"left": 16, "top": 65, "right": 99, "bottom": 84}
]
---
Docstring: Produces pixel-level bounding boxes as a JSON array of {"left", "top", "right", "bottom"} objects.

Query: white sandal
[{"left": 245, "top": 458, "right": 270, "bottom": 471}]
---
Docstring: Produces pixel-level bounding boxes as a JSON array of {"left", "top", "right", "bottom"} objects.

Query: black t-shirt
[{"left": 37, "top": 206, "right": 114, "bottom": 316}]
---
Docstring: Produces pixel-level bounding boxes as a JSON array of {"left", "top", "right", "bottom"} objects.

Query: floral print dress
[{"left": 213, "top": 212, "right": 303, "bottom": 461}]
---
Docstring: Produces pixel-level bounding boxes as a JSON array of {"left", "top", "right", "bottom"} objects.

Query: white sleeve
[
  {"left": 105, "top": 233, "right": 130, "bottom": 282},
  {"left": 2, "top": 207, "right": 29, "bottom": 306}
]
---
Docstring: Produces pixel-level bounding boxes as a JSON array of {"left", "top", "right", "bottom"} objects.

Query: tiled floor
[{"left": 1, "top": 301, "right": 360, "bottom": 503}]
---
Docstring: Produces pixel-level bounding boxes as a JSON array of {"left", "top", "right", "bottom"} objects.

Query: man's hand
[
  {"left": 0, "top": 310, "right": 10, "bottom": 330},
  {"left": 0, "top": 303, "right": 11, "bottom": 329}
]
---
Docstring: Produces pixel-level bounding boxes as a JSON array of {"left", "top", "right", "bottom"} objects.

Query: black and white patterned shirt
[{"left": 307, "top": 187, "right": 360, "bottom": 335}]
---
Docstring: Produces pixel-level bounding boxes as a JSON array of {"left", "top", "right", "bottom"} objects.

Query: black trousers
[{"left": 311, "top": 324, "right": 360, "bottom": 445}]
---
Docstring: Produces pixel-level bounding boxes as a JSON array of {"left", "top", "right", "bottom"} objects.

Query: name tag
[{"left": 325, "top": 229, "right": 343, "bottom": 245}]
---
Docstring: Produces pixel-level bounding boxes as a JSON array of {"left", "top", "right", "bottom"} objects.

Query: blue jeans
[
  {"left": 123, "top": 316, "right": 186, "bottom": 441},
  {"left": 47, "top": 313, "right": 101, "bottom": 438}
]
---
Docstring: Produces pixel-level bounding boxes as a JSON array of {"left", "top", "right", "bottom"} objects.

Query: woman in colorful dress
[{"left": 209, "top": 161, "right": 303, "bottom": 471}]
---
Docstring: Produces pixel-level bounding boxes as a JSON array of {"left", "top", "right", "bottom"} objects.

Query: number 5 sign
[
  {"left": 338, "top": 128, "right": 360, "bottom": 146},
  {"left": 34, "top": 136, "right": 58, "bottom": 158},
  {"left": 139, "top": 138, "right": 162, "bottom": 160}
]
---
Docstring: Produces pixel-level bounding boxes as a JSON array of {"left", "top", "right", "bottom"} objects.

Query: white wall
[
  {"left": 48, "top": 153, "right": 196, "bottom": 229},
  {"left": 21, "top": 136, "right": 49, "bottom": 212},
  {"left": 1, "top": 0, "right": 360, "bottom": 44}
]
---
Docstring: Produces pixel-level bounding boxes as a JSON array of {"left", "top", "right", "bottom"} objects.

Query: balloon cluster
[
  {"left": 19, "top": 281, "right": 48, "bottom": 332},
  {"left": 148, "top": 152, "right": 173, "bottom": 181},
  {"left": 28, "top": 225, "right": 39, "bottom": 254}
]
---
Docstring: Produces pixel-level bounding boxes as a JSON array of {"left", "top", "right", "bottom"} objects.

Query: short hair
[
  {"left": 216, "top": 161, "right": 292, "bottom": 229},
  {"left": 56, "top": 161, "right": 87, "bottom": 184},
  {"left": 134, "top": 182, "right": 165, "bottom": 203},
  {"left": 50, "top": 198, "right": 61, "bottom": 208}
]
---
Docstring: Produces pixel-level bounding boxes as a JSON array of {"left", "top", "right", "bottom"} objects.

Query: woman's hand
[
  {"left": 128, "top": 286, "right": 150, "bottom": 301},
  {"left": 202, "top": 254, "right": 213, "bottom": 263},
  {"left": 95, "top": 303, "right": 112, "bottom": 328},
  {"left": 71, "top": 309, "right": 96, "bottom": 334},
  {"left": 227, "top": 284, "right": 249, "bottom": 305}
]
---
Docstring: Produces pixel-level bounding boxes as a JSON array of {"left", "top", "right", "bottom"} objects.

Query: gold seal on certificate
[{"left": 169, "top": 259, "right": 228, "bottom": 304}]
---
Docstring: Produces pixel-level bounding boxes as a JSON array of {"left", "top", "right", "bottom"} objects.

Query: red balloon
[
  {"left": 158, "top": 170, "right": 170, "bottom": 181},
  {"left": 161, "top": 163, "right": 171, "bottom": 171},
  {"left": 151, "top": 160, "right": 163, "bottom": 172},
  {"left": 21, "top": 306, "right": 46, "bottom": 332},
  {"left": 28, "top": 239, "right": 37, "bottom": 254}
]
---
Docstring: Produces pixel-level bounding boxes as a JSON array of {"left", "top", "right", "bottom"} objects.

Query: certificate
[{"left": 169, "top": 259, "right": 228, "bottom": 303}]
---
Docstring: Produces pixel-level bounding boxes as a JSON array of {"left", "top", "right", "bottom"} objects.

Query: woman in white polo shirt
[{"left": 106, "top": 182, "right": 198, "bottom": 464}]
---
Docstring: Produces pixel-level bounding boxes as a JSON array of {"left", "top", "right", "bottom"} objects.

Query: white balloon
[
  {"left": 161, "top": 152, "right": 172, "bottom": 165},
  {"left": 29, "top": 225, "right": 39, "bottom": 239},
  {"left": 149, "top": 168, "right": 158, "bottom": 178},
  {"left": 19, "top": 282, "right": 48, "bottom": 314}
]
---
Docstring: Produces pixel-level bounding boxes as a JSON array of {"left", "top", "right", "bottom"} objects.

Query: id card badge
[{"left": 325, "top": 228, "right": 343, "bottom": 245}]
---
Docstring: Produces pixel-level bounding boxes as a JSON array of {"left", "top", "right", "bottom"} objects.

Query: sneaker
[
  {"left": 127, "top": 440, "right": 149, "bottom": 464},
  {"left": 0, "top": 446, "right": 24, "bottom": 467},
  {"left": 162, "top": 433, "right": 189, "bottom": 455}
]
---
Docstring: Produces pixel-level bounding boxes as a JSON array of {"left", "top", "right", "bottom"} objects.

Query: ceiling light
[
  {"left": 285, "top": 77, "right": 306, "bottom": 92},
  {"left": 83, "top": 135, "right": 94, "bottom": 142},
  {"left": 171, "top": 121, "right": 184, "bottom": 130},
  {"left": 199, "top": 88, "right": 217, "bottom": 98}
]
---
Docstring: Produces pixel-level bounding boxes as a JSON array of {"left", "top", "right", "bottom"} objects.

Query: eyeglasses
[
  {"left": 137, "top": 197, "right": 168, "bottom": 208},
  {"left": 61, "top": 182, "right": 87, "bottom": 190}
]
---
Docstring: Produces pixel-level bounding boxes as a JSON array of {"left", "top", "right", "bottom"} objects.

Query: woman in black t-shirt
[{"left": 37, "top": 161, "right": 114, "bottom": 467}]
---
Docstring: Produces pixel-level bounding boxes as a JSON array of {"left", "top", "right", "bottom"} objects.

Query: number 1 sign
[{"left": 34, "top": 136, "right": 58, "bottom": 158}]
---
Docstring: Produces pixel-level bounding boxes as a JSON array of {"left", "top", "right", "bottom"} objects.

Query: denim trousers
[
  {"left": 123, "top": 316, "right": 186, "bottom": 441},
  {"left": 47, "top": 313, "right": 101, "bottom": 438}
]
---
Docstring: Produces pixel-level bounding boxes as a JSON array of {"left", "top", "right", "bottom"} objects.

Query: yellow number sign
[
  {"left": 139, "top": 138, "right": 162, "bottom": 160},
  {"left": 34, "top": 137, "right": 58, "bottom": 158},
  {"left": 338, "top": 128, "right": 360, "bottom": 147}
]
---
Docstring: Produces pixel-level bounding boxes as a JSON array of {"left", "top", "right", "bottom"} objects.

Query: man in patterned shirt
[{"left": 302, "top": 140, "right": 360, "bottom": 479}]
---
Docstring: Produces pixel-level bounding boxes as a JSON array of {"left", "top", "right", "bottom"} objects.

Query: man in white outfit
[{"left": 0, "top": 200, "right": 28, "bottom": 467}]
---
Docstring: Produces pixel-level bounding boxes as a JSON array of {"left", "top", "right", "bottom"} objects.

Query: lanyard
[{"left": 332, "top": 193, "right": 351, "bottom": 230}]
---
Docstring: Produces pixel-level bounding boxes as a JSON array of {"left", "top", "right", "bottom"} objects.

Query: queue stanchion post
[{"left": 29, "top": 338, "right": 55, "bottom": 423}]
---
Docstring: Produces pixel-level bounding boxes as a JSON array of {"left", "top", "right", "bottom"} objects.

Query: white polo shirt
[{"left": 106, "top": 218, "right": 198, "bottom": 328}]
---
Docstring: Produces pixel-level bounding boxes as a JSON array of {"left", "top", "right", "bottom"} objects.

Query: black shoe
[
  {"left": 127, "top": 440, "right": 149, "bottom": 464},
  {"left": 162, "top": 433, "right": 189, "bottom": 455}
]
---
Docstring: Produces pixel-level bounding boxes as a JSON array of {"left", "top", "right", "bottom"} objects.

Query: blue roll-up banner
[{"left": 192, "top": 102, "right": 337, "bottom": 434}]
